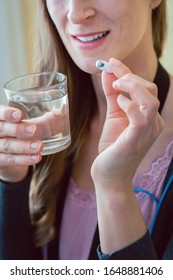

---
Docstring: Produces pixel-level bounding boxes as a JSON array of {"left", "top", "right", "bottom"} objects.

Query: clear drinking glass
[{"left": 3, "top": 72, "right": 71, "bottom": 155}]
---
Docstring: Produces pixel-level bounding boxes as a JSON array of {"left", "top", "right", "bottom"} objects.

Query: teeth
[{"left": 76, "top": 32, "right": 107, "bottom": 42}]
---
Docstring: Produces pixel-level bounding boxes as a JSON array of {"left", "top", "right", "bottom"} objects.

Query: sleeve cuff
[{"left": 97, "top": 231, "right": 157, "bottom": 260}]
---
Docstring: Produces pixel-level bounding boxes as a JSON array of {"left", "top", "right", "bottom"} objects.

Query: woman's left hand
[{"left": 91, "top": 58, "right": 164, "bottom": 190}]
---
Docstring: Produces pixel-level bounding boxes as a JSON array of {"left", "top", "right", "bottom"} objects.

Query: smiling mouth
[{"left": 75, "top": 31, "right": 109, "bottom": 42}]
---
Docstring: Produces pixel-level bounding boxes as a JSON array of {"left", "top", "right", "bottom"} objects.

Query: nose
[{"left": 67, "top": 0, "right": 96, "bottom": 24}]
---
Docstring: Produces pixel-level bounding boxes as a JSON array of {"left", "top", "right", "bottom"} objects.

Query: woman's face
[{"left": 46, "top": 0, "right": 153, "bottom": 73}]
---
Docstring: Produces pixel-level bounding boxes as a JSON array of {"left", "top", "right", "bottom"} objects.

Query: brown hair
[
  {"left": 30, "top": 0, "right": 167, "bottom": 246},
  {"left": 152, "top": 0, "right": 167, "bottom": 58},
  {"left": 30, "top": 0, "right": 97, "bottom": 246}
]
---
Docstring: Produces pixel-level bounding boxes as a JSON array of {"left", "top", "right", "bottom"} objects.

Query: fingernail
[
  {"left": 31, "top": 155, "right": 39, "bottom": 161},
  {"left": 112, "top": 80, "right": 120, "bottom": 89},
  {"left": 11, "top": 110, "right": 21, "bottom": 120},
  {"left": 30, "top": 141, "right": 41, "bottom": 150},
  {"left": 24, "top": 125, "right": 36, "bottom": 134},
  {"left": 110, "top": 58, "right": 121, "bottom": 67}
]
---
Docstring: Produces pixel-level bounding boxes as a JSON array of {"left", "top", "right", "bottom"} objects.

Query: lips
[
  {"left": 71, "top": 31, "right": 109, "bottom": 50},
  {"left": 75, "top": 31, "right": 108, "bottom": 42}
]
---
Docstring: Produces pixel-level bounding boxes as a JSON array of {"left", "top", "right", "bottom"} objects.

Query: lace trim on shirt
[
  {"left": 68, "top": 179, "right": 96, "bottom": 210},
  {"left": 133, "top": 140, "right": 173, "bottom": 201},
  {"left": 68, "top": 142, "right": 173, "bottom": 209}
]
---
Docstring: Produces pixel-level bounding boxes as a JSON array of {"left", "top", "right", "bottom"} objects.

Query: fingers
[
  {"left": 27, "top": 108, "right": 67, "bottom": 139},
  {"left": 0, "top": 138, "right": 43, "bottom": 154},
  {"left": 0, "top": 138, "right": 43, "bottom": 166},
  {"left": 0, "top": 153, "right": 42, "bottom": 166},
  {"left": 100, "top": 58, "right": 164, "bottom": 154},
  {"left": 0, "top": 105, "right": 66, "bottom": 139},
  {"left": 0, "top": 105, "right": 43, "bottom": 167},
  {"left": 109, "top": 58, "right": 131, "bottom": 78},
  {"left": 0, "top": 103, "right": 67, "bottom": 168},
  {"left": 0, "top": 105, "right": 38, "bottom": 138},
  {"left": 102, "top": 58, "right": 159, "bottom": 120},
  {"left": 102, "top": 58, "right": 131, "bottom": 94},
  {"left": 113, "top": 74, "right": 160, "bottom": 119},
  {"left": 0, "top": 104, "right": 23, "bottom": 123},
  {"left": 116, "top": 94, "right": 164, "bottom": 148},
  {"left": 101, "top": 59, "right": 129, "bottom": 116},
  {"left": 117, "top": 94, "right": 146, "bottom": 128},
  {"left": 0, "top": 122, "right": 37, "bottom": 138}
]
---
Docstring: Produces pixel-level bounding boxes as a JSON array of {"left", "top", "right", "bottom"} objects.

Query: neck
[
  {"left": 123, "top": 52, "right": 158, "bottom": 82},
  {"left": 122, "top": 29, "right": 158, "bottom": 82}
]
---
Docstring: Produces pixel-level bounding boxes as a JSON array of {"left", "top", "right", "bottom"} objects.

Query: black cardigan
[{"left": 0, "top": 155, "right": 173, "bottom": 260}]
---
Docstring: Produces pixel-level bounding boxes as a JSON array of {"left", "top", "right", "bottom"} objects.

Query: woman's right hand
[{"left": 0, "top": 105, "right": 43, "bottom": 183}]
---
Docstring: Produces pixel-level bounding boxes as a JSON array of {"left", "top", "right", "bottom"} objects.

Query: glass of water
[{"left": 3, "top": 72, "right": 71, "bottom": 155}]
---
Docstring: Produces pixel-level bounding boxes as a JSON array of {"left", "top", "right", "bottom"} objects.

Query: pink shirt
[
  {"left": 133, "top": 140, "right": 173, "bottom": 228},
  {"left": 59, "top": 140, "right": 173, "bottom": 260},
  {"left": 59, "top": 179, "right": 97, "bottom": 260}
]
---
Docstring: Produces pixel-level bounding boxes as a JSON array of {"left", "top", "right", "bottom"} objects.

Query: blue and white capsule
[{"left": 95, "top": 60, "right": 112, "bottom": 73}]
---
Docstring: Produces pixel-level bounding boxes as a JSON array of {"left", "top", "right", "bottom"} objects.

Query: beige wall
[
  {"left": 161, "top": 0, "right": 173, "bottom": 73},
  {"left": 20, "top": 0, "right": 36, "bottom": 72},
  {"left": 0, "top": 0, "right": 36, "bottom": 104}
]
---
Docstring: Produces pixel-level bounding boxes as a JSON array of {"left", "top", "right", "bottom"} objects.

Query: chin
[
  {"left": 75, "top": 60, "right": 101, "bottom": 74},
  {"left": 81, "top": 66, "right": 97, "bottom": 74}
]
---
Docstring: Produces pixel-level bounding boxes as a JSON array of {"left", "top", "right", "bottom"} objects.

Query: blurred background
[
  {"left": 0, "top": 0, "right": 35, "bottom": 104},
  {"left": 0, "top": 0, "right": 173, "bottom": 104}
]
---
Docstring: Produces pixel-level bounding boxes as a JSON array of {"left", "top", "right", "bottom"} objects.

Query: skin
[
  {"left": 46, "top": 0, "right": 156, "bottom": 75},
  {"left": 91, "top": 59, "right": 164, "bottom": 253},
  {"left": 0, "top": 0, "right": 169, "bottom": 254}
]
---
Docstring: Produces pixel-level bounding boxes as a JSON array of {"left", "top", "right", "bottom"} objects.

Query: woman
[{"left": 0, "top": 0, "right": 173, "bottom": 259}]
